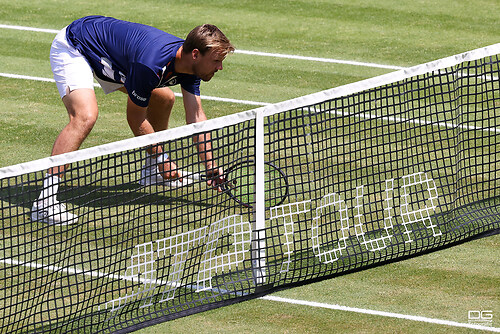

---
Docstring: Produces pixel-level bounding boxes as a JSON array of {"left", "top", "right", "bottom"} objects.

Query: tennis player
[{"left": 31, "top": 15, "right": 235, "bottom": 225}]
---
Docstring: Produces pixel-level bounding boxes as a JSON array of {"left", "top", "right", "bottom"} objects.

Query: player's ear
[{"left": 192, "top": 49, "right": 201, "bottom": 60}]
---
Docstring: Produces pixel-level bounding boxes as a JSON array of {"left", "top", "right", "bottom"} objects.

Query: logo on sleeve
[
  {"left": 158, "top": 74, "right": 179, "bottom": 88},
  {"left": 165, "top": 76, "right": 178, "bottom": 86}
]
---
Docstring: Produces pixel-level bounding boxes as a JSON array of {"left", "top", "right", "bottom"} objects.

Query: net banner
[{"left": 1, "top": 44, "right": 499, "bottom": 333}]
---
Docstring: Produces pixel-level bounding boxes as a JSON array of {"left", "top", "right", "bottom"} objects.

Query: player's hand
[
  {"left": 205, "top": 167, "right": 226, "bottom": 192},
  {"left": 158, "top": 160, "right": 183, "bottom": 182}
]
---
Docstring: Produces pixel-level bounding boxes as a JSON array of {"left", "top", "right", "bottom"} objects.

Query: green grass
[
  {"left": 1, "top": 0, "right": 499, "bottom": 333},
  {"left": 1, "top": 0, "right": 499, "bottom": 167}
]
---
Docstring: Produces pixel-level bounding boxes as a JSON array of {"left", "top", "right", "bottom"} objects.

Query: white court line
[
  {"left": 2, "top": 71, "right": 499, "bottom": 132},
  {"left": 1, "top": 256, "right": 497, "bottom": 331},
  {"left": 0, "top": 23, "right": 59, "bottom": 34},
  {"left": 328, "top": 109, "right": 500, "bottom": 133},
  {"left": 0, "top": 257, "right": 177, "bottom": 288},
  {"left": 261, "top": 295, "right": 500, "bottom": 332},
  {"left": 235, "top": 49, "right": 405, "bottom": 70},
  {"left": 0, "top": 72, "right": 270, "bottom": 106},
  {"left": 0, "top": 23, "right": 404, "bottom": 70}
]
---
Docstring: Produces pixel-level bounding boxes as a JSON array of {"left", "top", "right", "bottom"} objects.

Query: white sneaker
[
  {"left": 31, "top": 199, "right": 78, "bottom": 225},
  {"left": 139, "top": 166, "right": 192, "bottom": 187}
]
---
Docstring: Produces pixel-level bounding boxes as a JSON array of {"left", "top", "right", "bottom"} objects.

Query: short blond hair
[{"left": 183, "top": 24, "right": 235, "bottom": 57}]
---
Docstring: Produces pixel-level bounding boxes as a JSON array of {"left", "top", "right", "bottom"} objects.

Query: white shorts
[{"left": 50, "top": 27, "right": 124, "bottom": 99}]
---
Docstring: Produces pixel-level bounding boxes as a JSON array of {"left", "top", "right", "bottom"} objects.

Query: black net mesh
[{"left": 1, "top": 51, "right": 499, "bottom": 333}]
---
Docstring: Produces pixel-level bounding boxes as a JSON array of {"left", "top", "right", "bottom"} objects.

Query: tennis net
[{"left": 1, "top": 43, "right": 500, "bottom": 333}]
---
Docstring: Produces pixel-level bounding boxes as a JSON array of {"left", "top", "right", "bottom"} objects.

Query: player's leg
[
  {"left": 138, "top": 87, "right": 186, "bottom": 186},
  {"left": 32, "top": 27, "right": 97, "bottom": 225},
  {"left": 32, "top": 89, "right": 98, "bottom": 225},
  {"left": 49, "top": 88, "right": 99, "bottom": 174},
  {"left": 147, "top": 87, "right": 175, "bottom": 131}
]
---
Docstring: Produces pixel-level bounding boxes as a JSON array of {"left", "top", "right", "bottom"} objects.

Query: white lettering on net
[
  {"left": 156, "top": 226, "right": 208, "bottom": 302},
  {"left": 196, "top": 215, "right": 251, "bottom": 292},
  {"left": 102, "top": 170, "right": 443, "bottom": 314},
  {"left": 101, "top": 242, "right": 157, "bottom": 312},
  {"left": 400, "top": 172, "right": 442, "bottom": 243},
  {"left": 311, "top": 193, "right": 350, "bottom": 264},
  {"left": 102, "top": 226, "right": 208, "bottom": 312},
  {"left": 102, "top": 215, "right": 251, "bottom": 312},
  {"left": 270, "top": 200, "right": 311, "bottom": 274},
  {"left": 354, "top": 179, "right": 395, "bottom": 252}
]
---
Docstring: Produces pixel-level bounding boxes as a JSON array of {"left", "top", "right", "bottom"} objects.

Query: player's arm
[
  {"left": 181, "top": 87, "right": 225, "bottom": 191},
  {"left": 126, "top": 96, "right": 180, "bottom": 179}
]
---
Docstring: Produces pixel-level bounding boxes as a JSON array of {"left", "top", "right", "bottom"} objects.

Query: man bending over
[{"left": 32, "top": 16, "right": 235, "bottom": 225}]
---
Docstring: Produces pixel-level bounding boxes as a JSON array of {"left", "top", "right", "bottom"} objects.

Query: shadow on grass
[{"left": 0, "top": 179, "right": 228, "bottom": 213}]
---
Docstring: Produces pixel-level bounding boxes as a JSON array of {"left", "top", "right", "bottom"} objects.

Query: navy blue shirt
[{"left": 66, "top": 16, "right": 201, "bottom": 107}]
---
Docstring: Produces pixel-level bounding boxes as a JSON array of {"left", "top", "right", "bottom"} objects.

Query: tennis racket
[{"left": 181, "top": 159, "right": 289, "bottom": 209}]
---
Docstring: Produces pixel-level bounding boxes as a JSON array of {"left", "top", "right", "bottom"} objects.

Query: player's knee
[
  {"left": 162, "top": 89, "right": 175, "bottom": 109},
  {"left": 71, "top": 110, "right": 98, "bottom": 133},
  {"left": 153, "top": 87, "right": 175, "bottom": 109}
]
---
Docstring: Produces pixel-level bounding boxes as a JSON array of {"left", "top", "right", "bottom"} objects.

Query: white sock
[
  {"left": 37, "top": 173, "right": 60, "bottom": 203},
  {"left": 145, "top": 153, "right": 156, "bottom": 169},
  {"left": 145, "top": 152, "right": 169, "bottom": 168}
]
